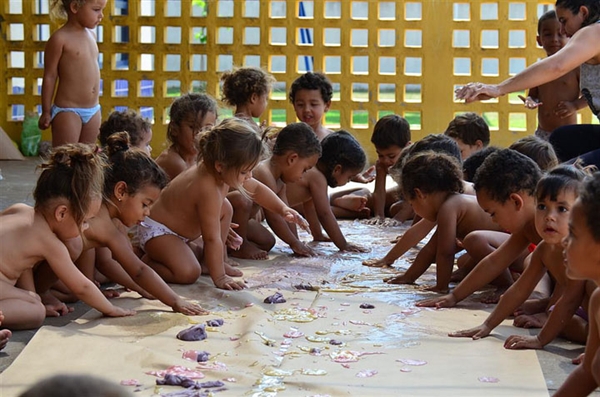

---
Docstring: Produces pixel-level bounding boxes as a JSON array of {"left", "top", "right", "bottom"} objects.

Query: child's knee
[{"left": 176, "top": 266, "right": 202, "bottom": 284}]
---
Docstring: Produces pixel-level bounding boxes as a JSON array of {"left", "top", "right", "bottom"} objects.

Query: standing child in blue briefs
[
  {"left": 221, "top": 67, "right": 275, "bottom": 123},
  {"left": 39, "top": 0, "right": 107, "bottom": 146},
  {"left": 518, "top": 10, "right": 586, "bottom": 140}
]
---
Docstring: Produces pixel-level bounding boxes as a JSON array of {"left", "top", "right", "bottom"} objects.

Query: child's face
[
  {"left": 454, "top": 138, "right": 481, "bottom": 160},
  {"left": 74, "top": 0, "right": 106, "bottom": 29},
  {"left": 330, "top": 167, "right": 359, "bottom": 188},
  {"left": 282, "top": 153, "right": 320, "bottom": 184},
  {"left": 534, "top": 189, "right": 576, "bottom": 246},
  {"left": 407, "top": 193, "right": 436, "bottom": 222},
  {"left": 476, "top": 189, "right": 522, "bottom": 233},
  {"left": 292, "top": 89, "right": 330, "bottom": 130},
  {"left": 537, "top": 18, "right": 568, "bottom": 56},
  {"left": 563, "top": 199, "right": 600, "bottom": 281},
  {"left": 376, "top": 145, "right": 403, "bottom": 170},
  {"left": 174, "top": 111, "right": 216, "bottom": 150},
  {"left": 250, "top": 93, "right": 269, "bottom": 119},
  {"left": 118, "top": 185, "right": 161, "bottom": 228},
  {"left": 556, "top": 6, "right": 585, "bottom": 38}
]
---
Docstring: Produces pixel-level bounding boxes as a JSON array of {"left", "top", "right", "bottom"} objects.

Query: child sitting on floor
[
  {"left": 555, "top": 172, "right": 600, "bottom": 396},
  {"left": 0, "top": 144, "right": 134, "bottom": 330},
  {"left": 418, "top": 149, "right": 543, "bottom": 308},
  {"left": 99, "top": 109, "right": 153, "bottom": 155},
  {"left": 155, "top": 93, "right": 218, "bottom": 181},
  {"left": 228, "top": 122, "right": 322, "bottom": 259},
  {"left": 383, "top": 151, "right": 502, "bottom": 292},
  {"left": 518, "top": 10, "right": 586, "bottom": 141},
  {"left": 77, "top": 132, "right": 207, "bottom": 315},
  {"left": 444, "top": 112, "right": 490, "bottom": 160},
  {"left": 330, "top": 114, "right": 411, "bottom": 220},
  {"left": 286, "top": 130, "right": 368, "bottom": 252},
  {"left": 140, "top": 118, "right": 309, "bottom": 289},
  {"left": 449, "top": 165, "right": 590, "bottom": 348},
  {"left": 221, "top": 66, "right": 275, "bottom": 123}
]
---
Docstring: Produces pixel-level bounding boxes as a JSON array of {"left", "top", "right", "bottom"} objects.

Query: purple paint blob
[
  {"left": 177, "top": 324, "right": 207, "bottom": 341},
  {"left": 205, "top": 319, "right": 224, "bottom": 327},
  {"left": 359, "top": 303, "right": 375, "bottom": 309},
  {"left": 264, "top": 292, "right": 286, "bottom": 304}
]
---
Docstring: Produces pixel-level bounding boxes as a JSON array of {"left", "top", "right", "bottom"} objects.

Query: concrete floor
[{"left": 0, "top": 158, "right": 597, "bottom": 396}]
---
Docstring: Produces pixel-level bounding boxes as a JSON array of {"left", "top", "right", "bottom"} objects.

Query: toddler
[
  {"left": 99, "top": 109, "right": 153, "bottom": 154},
  {"left": 444, "top": 112, "right": 490, "bottom": 160},
  {"left": 221, "top": 66, "right": 275, "bottom": 123}
]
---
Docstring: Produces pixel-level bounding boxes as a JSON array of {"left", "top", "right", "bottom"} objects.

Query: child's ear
[
  {"left": 332, "top": 164, "right": 343, "bottom": 176},
  {"left": 250, "top": 93, "right": 259, "bottom": 104},
  {"left": 536, "top": 35, "right": 542, "bottom": 47},
  {"left": 414, "top": 188, "right": 426, "bottom": 200},
  {"left": 475, "top": 140, "right": 484, "bottom": 150},
  {"left": 509, "top": 192, "right": 524, "bottom": 211},
  {"left": 287, "top": 152, "right": 299, "bottom": 165},
  {"left": 324, "top": 100, "right": 332, "bottom": 113},
  {"left": 54, "top": 205, "right": 69, "bottom": 222},
  {"left": 114, "top": 181, "right": 128, "bottom": 202},
  {"left": 214, "top": 161, "right": 224, "bottom": 174},
  {"left": 69, "top": 1, "right": 80, "bottom": 13}
]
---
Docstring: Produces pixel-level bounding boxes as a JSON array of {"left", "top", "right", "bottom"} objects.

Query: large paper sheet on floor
[{"left": 0, "top": 222, "right": 549, "bottom": 396}]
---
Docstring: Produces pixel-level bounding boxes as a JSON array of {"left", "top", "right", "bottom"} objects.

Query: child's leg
[
  {"left": 0, "top": 311, "right": 12, "bottom": 350},
  {"left": 227, "top": 192, "right": 270, "bottom": 260},
  {"left": 0, "top": 281, "right": 46, "bottom": 330},
  {"left": 330, "top": 188, "right": 371, "bottom": 219},
  {"left": 143, "top": 235, "right": 201, "bottom": 284},
  {"left": 79, "top": 111, "right": 101, "bottom": 144},
  {"left": 389, "top": 200, "right": 415, "bottom": 223},
  {"left": 51, "top": 112, "right": 84, "bottom": 147}
]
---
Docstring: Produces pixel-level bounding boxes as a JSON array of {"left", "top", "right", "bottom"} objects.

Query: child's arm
[
  {"left": 39, "top": 35, "right": 63, "bottom": 130},
  {"left": 518, "top": 87, "right": 542, "bottom": 109},
  {"left": 416, "top": 231, "right": 530, "bottom": 308},
  {"left": 556, "top": 95, "right": 589, "bottom": 119},
  {"left": 105, "top": 233, "right": 208, "bottom": 315},
  {"left": 430, "top": 206, "right": 461, "bottom": 293},
  {"left": 94, "top": 247, "right": 154, "bottom": 299},
  {"left": 307, "top": 176, "right": 367, "bottom": 252},
  {"left": 384, "top": 232, "right": 437, "bottom": 285},
  {"left": 553, "top": 291, "right": 600, "bottom": 397},
  {"left": 450, "top": 247, "right": 547, "bottom": 339},
  {"left": 371, "top": 161, "right": 389, "bottom": 219},
  {"left": 504, "top": 278, "right": 586, "bottom": 350},
  {"left": 363, "top": 218, "right": 435, "bottom": 267},
  {"left": 45, "top": 240, "right": 134, "bottom": 317},
  {"left": 352, "top": 165, "right": 376, "bottom": 184}
]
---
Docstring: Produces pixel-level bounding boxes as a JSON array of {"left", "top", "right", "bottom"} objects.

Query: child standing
[
  {"left": 383, "top": 152, "right": 502, "bottom": 292},
  {"left": 555, "top": 172, "right": 600, "bottom": 396},
  {"left": 286, "top": 130, "right": 368, "bottom": 252},
  {"left": 518, "top": 10, "right": 586, "bottom": 140},
  {"left": 99, "top": 109, "right": 153, "bottom": 155},
  {"left": 39, "top": 0, "right": 106, "bottom": 146},
  {"left": 229, "top": 122, "right": 321, "bottom": 259},
  {"left": 139, "top": 118, "right": 309, "bottom": 289},
  {"left": 0, "top": 144, "right": 134, "bottom": 330},
  {"left": 444, "top": 112, "right": 491, "bottom": 160},
  {"left": 450, "top": 165, "right": 589, "bottom": 348},
  {"left": 221, "top": 67, "right": 275, "bottom": 122},
  {"left": 289, "top": 72, "right": 334, "bottom": 141},
  {"left": 418, "top": 149, "right": 543, "bottom": 308},
  {"left": 155, "top": 93, "right": 218, "bottom": 181}
]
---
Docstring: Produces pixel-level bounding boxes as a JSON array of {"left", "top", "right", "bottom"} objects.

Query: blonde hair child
[{"left": 0, "top": 144, "right": 134, "bottom": 330}]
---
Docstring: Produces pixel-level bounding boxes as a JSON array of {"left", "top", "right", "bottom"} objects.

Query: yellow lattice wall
[{"left": 1, "top": 0, "right": 595, "bottom": 161}]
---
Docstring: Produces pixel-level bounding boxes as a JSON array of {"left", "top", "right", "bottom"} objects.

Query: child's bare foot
[
  {"left": 0, "top": 312, "right": 12, "bottom": 351},
  {"left": 333, "top": 194, "right": 368, "bottom": 212},
  {"left": 514, "top": 298, "right": 548, "bottom": 316},
  {"left": 225, "top": 256, "right": 241, "bottom": 267},
  {"left": 224, "top": 261, "right": 243, "bottom": 277},
  {"left": 450, "top": 267, "right": 470, "bottom": 282},
  {"left": 229, "top": 241, "right": 269, "bottom": 260},
  {"left": 384, "top": 274, "right": 415, "bottom": 285},
  {"left": 424, "top": 285, "right": 449, "bottom": 294},
  {"left": 513, "top": 313, "right": 546, "bottom": 329},
  {"left": 572, "top": 353, "right": 584, "bottom": 365},
  {"left": 390, "top": 201, "right": 415, "bottom": 223}
]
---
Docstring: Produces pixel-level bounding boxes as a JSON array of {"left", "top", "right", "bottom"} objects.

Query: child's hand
[
  {"left": 518, "top": 95, "right": 542, "bottom": 109},
  {"left": 283, "top": 209, "right": 311, "bottom": 235},
  {"left": 415, "top": 293, "right": 458, "bottom": 308},
  {"left": 353, "top": 166, "right": 376, "bottom": 183},
  {"left": 214, "top": 274, "right": 247, "bottom": 291},
  {"left": 448, "top": 324, "right": 492, "bottom": 339},
  {"left": 172, "top": 298, "right": 210, "bottom": 316},
  {"left": 38, "top": 113, "right": 51, "bottom": 130},
  {"left": 226, "top": 224, "right": 243, "bottom": 251},
  {"left": 384, "top": 274, "right": 415, "bottom": 285},
  {"left": 504, "top": 334, "right": 543, "bottom": 350},
  {"left": 40, "top": 291, "right": 74, "bottom": 317},
  {"left": 104, "top": 306, "right": 136, "bottom": 317},
  {"left": 290, "top": 241, "right": 317, "bottom": 257},
  {"left": 363, "top": 257, "right": 394, "bottom": 267},
  {"left": 342, "top": 243, "right": 369, "bottom": 253},
  {"left": 555, "top": 100, "right": 577, "bottom": 118}
]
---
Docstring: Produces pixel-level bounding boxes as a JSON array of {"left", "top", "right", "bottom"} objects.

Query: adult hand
[{"left": 455, "top": 83, "right": 502, "bottom": 103}]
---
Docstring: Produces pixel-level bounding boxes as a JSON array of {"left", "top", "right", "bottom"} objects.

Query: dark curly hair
[
  {"left": 220, "top": 67, "right": 275, "bottom": 108},
  {"left": 474, "top": 148, "right": 542, "bottom": 203},
  {"left": 400, "top": 151, "right": 464, "bottom": 200},
  {"left": 289, "top": 72, "right": 333, "bottom": 104},
  {"left": 272, "top": 122, "right": 322, "bottom": 159},
  {"left": 371, "top": 114, "right": 411, "bottom": 149},
  {"left": 462, "top": 146, "right": 500, "bottom": 182},
  {"left": 99, "top": 109, "right": 151, "bottom": 148},
  {"left": 167, "top": 93, "right": 218, "bottom": 144},
  {"left": 579, "top": 172, "right": 600, "bottom": 241},
  {"left": 444, "top": 112, "right": 490, "bottom": 146},
  {"left": 317, "top": 130, "right": 366, "bottom": 187}
]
